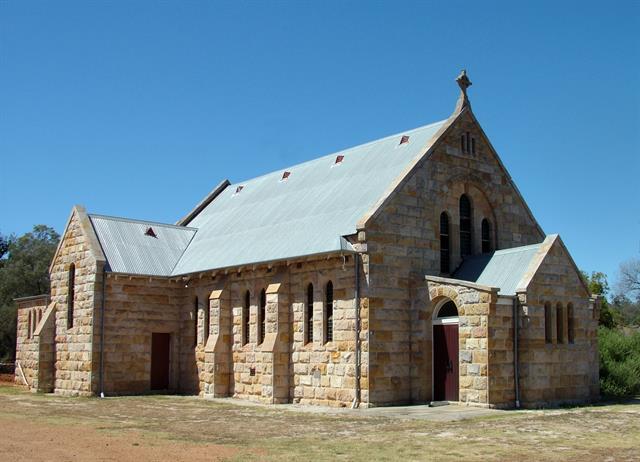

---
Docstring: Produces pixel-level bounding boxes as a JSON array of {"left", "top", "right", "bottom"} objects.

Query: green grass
[{"left": 0, "top": 386, "right": 638, "bottom": 461}]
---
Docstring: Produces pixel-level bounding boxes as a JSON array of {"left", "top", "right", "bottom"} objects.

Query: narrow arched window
[
  {"left": 325, "top": 281, "right": 334, "bottom": 343},
  {"left": 567, "top": 303, "right": 575, "bottom": 344},
  {"left": 193, "top": 296, "right": 198, "bottom": 346},
  {"left": 544, "top": 302, "right": 552, "bottom": 344},
  {"left": 27, "top": 310, "right": 32, "bottom": 339},
  {"left": 243, "top": 290, "right": 250, "bottom": 345},
  {"left": 459, "top": 195, "right": 472, "bottom": 257},
  {"left": 306, "top": 283, "right": 314, "bottom": 344},
  {"left": 556, "top": 303, "right": 564, "bottom": 344},
  {"left": 481, "top": 219, "right": 492, "bottom": 254},
  {"left": 440, "top": 212, "right": 450, "bottom": 274},
  {"left": 203, "top": 297, "right": 210, "bottom": 344},
  {"left": 259, "top": 289, "right": 266, "bottom": 344},
  {"left": 67, "top": 263, "right": 75, "bottom": 329}
]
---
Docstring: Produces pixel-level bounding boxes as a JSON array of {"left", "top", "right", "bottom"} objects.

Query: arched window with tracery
[
  {"left": 459, "top": 195, "right": 472, "bottom": 257},
  {"left": 440, "top": 212, "right": 450, "bottom": 273},
  {"left": 481, "top": 219, "right": 492, "bottom": 253}
]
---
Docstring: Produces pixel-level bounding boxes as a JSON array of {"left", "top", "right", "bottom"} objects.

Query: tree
[
  {"left": 613, "top": 257, "right": 640, "bottom": 326},
  {"left": 618, "top": 258, "right": 640, "bottom": 300},
  {"left": 0, "top": 233, "right": 11, "bottom": 260},
  {"left": 582, "top": 271, "right": 621, "bottom": 328},
  {"left": 0, "top": 226, "right": 60, "bottom": 362}
]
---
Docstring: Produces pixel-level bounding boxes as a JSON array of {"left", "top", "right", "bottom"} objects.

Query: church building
[{"left": 15, "top": 72, "right": 599, "bottom": 408}]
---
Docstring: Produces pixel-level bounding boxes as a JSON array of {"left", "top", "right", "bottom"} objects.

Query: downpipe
[
  {"left": 513, "top": 296, "right": 520, "bottom": 409},
  {"left": 99, "top": 268, "right": 106, "bottom": 398},
  {"left": 351, "top": 253, "right": 361, "bottom": 409}
]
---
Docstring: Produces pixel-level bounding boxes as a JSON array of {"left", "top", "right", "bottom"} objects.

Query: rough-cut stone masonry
[
  {"left": 14, "top": 98, "right": 598, "bottom": 410},
  {"left": 14, "top": 296, "right": 51, "bottom": 391},
  {"left": 101, "top": 276, "right": 185, "bottom": 393},
  {"left": 517, "top": 237, "right": 599, "bottom": 406},
  {"left": 363, "top": 111, "right": 544, "bottom": 405},
  {"left": 188, "top": 255, "right": 366, "bottom": 407},
  {"left": 48, "top": 207, "right": 104, "bottom": 396}
]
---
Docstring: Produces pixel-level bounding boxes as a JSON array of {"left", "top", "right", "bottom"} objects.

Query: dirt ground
[{"left": 0, "top": 384, "right": 638, "bottom": 462}]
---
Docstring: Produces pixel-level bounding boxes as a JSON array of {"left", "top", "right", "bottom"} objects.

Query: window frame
[
  {"left": 544, "top": 302, "right": 553, "bottom": 344},
  {"left": 556, "top": 303, "right": 564, "bottom": 344},
  {"left": 67, "top": 263, "right": 76, "bottom": 330},
  {"left": 305, "top": 283, "right": 314, "bottom": 344},
  {"left": 193, "top": 296, "right": 199, "bottom": 346},
  {"left": 440, "top": 212, "right": 450, "bottom": 274},
  {"left": 481, "top": 218, "right": 492, "bottom": 254},
  {"left": 459, "top": 194, "right": 473, "bottom": 257},
  {"left": 203, "top": 296, "right": 210, "bottom": 345},
  {"left": 259, "top": 288, "right": 266, "bottom": 345},
  {"left": 243, "top": 290, "right": 251, "bottom": 345},
  {"left": 567, "top": 303, "right": 575, "bottom": 344},
  {"left": 324, "top": 281, "right": 334, "bottom": 344}
]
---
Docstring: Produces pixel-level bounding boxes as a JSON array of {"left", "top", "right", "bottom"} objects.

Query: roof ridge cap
[
  {"left": 89, "top": 213, "right": 198, "bottom": 230},
  {"left": 226, "top": 119, "right": 449, "bottom": 188}
]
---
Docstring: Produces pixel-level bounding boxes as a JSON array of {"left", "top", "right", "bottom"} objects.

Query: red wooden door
[
  {"left": 150, "top": 333, "right": 170, "bottom": 390},
  {"left": 433, "top": 324, "right": 459, "bottom": 401}
]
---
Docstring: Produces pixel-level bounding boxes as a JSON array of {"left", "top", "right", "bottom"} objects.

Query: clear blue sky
[{"left": 1, "top": 1, "right": 638, "bottom": 286}]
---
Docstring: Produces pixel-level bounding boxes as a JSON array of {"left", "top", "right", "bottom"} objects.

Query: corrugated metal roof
[
  {"left": 89, "top": 214, "right": 197, "bottom": 276},
  {"left": 452, "top": 243, "right": 543, "bottom": 295},
  {"left": 171, "top": 120, "right": 447, "bottom": 275}
]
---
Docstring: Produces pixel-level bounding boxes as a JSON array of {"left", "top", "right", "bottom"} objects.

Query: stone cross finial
[{"left": 454, "top": 69, "right": 472, "bottom": 113}]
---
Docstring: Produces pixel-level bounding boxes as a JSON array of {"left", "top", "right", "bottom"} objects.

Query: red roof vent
[
  {"left": 144, "top": 227, "right": 157, "bottom": 238},
  {"left": 334, "top": 155, "right": 344, "bottom": 165},
  {"left": 281, "top": 171, "right": 291, "bottom": 181},
  {"left": 400, "top": 135, "right": 410, "bottom": 145},
  {"left": 235, "top": 185, "right": 244, "bottom": 194}
]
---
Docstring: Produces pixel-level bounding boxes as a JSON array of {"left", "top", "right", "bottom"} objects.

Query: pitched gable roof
[
  {"left": 89, "top": 214, "right": 196, "bottom": 276},
  {"left": 170, "top": 119, "right": 447, "bottom": 275}
]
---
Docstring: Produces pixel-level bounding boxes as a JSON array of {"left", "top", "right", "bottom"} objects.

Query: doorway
[
  {"left": 433, "top": 300, "right": 459, "bottom": 401},
  {"left": 150, "top": 333, "right": 170, "bottom": 390}
]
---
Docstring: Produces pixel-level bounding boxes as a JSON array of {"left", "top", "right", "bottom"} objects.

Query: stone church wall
[
  {"left": 49, "top": 208, "right": 103, "bottom": 396},
  {"left": 14, "top": 296, "right": 50, "bottom": 391},
  {"left": 186, "top": 255, "right": 366, "bottom": 407},
  {"left": 364, "top": 110, "right": 543, "bottom": 405},
  {"left": 518, "top": 238, "right": 599, "bottom": 406},
  {"left": 100, "top": 276, "right": 185, "bottom": 394}
]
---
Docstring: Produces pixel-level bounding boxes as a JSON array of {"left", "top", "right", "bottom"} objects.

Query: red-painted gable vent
[
  {"left": 145, "top": 227, "right": 157, "bottom": 238},
  {"left": 400, "top": 135, "right": 410, "bottom": 145},
  {"left": 334, "top": 155, "right": 344, "bottom": 165},
  {"left": 281, "top": 171, "right": 291, "bottom": 181}
]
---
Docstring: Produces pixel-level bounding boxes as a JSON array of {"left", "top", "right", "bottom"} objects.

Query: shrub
[{"left": 599, "top": 326, "right": 640, "bottom": 398}]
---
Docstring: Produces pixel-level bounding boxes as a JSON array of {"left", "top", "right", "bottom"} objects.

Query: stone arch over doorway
[{"left": 432, "top": 297, "right": 460, "bottom": 402}]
